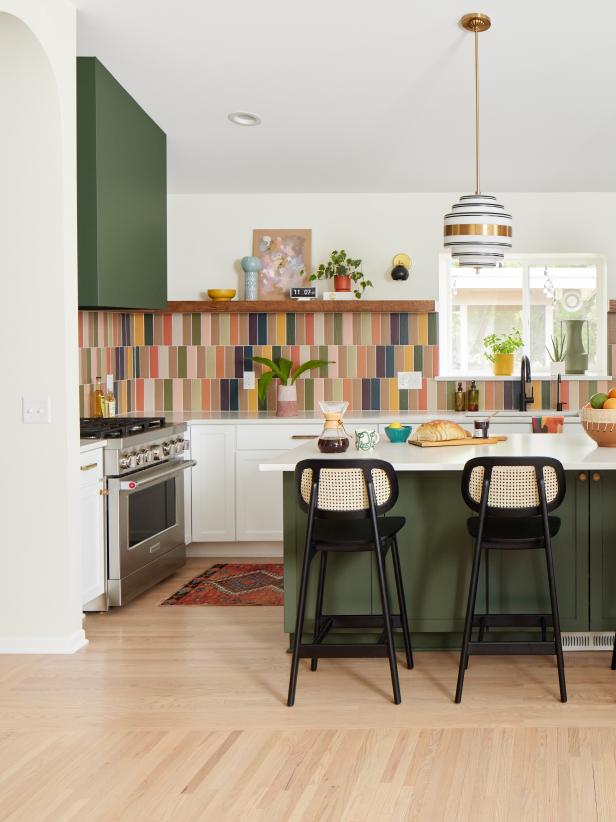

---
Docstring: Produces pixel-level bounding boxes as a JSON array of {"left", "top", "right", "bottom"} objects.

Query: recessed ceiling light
[{"left": 228, "top": 112, "right": 261, "bottom": 127}]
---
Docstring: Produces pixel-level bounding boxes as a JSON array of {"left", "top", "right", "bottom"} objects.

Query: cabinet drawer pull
[
  {"left": 593, "top": 472, "right": 601, "bottom": 482},
  {"left": 99, "top": 489, "right": 109, "bottom": 496},
  {"left": 579, "top": 473, "right": 587, "bottom": 482},
  {"left": 291, "top": 434, "right": 319, "bottom": 440},
  {"left": 80, "top": 462, "right": 97, "bottom": 472}
]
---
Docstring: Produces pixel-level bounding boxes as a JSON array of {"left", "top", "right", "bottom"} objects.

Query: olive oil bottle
[{"left": 92, "top": 377, "right": 104, "bottom": 418}]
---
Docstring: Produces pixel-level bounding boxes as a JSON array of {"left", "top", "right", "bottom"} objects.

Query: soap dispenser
[
  {"left": 454, "top": 382, "right": 466, "bottom": 412},
  {"left": 467, "top": 380, "right": 479, "bottom": 412}
]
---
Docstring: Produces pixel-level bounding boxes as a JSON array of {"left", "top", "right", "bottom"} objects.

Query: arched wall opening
[{"left": 0, "top": 8, "right": 83, "bottom": 651}]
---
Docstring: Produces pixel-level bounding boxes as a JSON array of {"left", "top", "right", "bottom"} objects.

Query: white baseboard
[
  {"left": 0, "top": 629, "right": 89, "bottom": 655},
  {"left": 187, "top": 541, "right": 283, "bottom": 558}
]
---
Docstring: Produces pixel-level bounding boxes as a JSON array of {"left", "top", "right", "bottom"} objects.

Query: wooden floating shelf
[{"left": 164, "top": 299, "right": 437, "bottom": 314}]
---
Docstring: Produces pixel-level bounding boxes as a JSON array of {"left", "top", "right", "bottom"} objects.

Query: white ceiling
[{"left": 75, "top": 0, "right": 616, "bottom": 194}]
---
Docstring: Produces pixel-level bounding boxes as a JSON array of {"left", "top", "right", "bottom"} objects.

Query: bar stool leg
[
  {"left": 543, "top": 535, "right": 567, "bottom": 703},
  {"left": 287, "top": 543, "right": 314, "bottom": 707},
  {"left": 391, "top": 538, "right": 413, "bottom": 669},
  {"left": 374, "top": 540, "right": 402, "bottom": 704},
  {"left": 478, "top": 552, "right": 490, "bottom": 644},
  {"left": 612, "top": 635, "right": 616, "bottom": 670},
  {"left": 311, "top": 551, "right": 328, "bottom": 671},
  {"left": 455, "top": 537, "right": 483, "bottom": 703}
]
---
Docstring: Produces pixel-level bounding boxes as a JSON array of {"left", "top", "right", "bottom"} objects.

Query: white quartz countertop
[
  {"left": 80, "top": 439, "right": 106, "bottom": 453},
  {"left": 128, "top": 410, "right": 465, "bottom": 424},
  {"left": 259, "top": 432, "right": 615, "bottom": 472},
  {"left": 125, "top": 410, "right": 579, "bottom": 426}
]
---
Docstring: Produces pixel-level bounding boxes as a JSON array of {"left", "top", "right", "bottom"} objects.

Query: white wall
[
  {"left": 0, "top": 2, "right": 83, "bottom": 652},
  {"left": 169, "top": 193, "right": 616, "bottom": 300}
]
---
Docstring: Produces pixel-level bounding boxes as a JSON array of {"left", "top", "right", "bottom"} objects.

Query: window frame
[{"left": 438, "top": 252, "right": 608, "bottom": 378}]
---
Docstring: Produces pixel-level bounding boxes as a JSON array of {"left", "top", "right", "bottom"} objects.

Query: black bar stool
[
  {"left": 456, "top": 456, "right": 567, "bottom": 703},
  {"left": 287, "top": 458, "right": 413, "bottom": 706}
]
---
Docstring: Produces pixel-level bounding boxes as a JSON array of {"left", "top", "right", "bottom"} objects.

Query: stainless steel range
[{"left": 80, "top": 416, "right": 195, "bottom": 608}]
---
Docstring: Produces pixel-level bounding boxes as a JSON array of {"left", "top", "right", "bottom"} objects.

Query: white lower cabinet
[
  {"left": 236, "top": 450, "right": 285, "bottom": 540},
  {"left": 189, "top": 422, "right": 321, "bottom": 542},
  {"left": 79, "top": 449, "right": 106, "bottom": 607},
  {"left": 191, "top": 424, "right": 236, "bottom": 541}
]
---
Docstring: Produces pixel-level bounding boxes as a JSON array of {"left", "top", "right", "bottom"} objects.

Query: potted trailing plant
[
  {"left": 250, "top": 355, "right": 332, "bottom": 417},
  {"left": 546, "top": 331, "right": 567, "bottom": 376},
  {"left": 482, "top": 329, "right": 523, "bottom": 376},
  {"left": 309, "top": 249, "right": 373, "bottom": 299}
]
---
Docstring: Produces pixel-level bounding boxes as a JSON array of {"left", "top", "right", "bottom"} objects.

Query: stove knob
[
  {"left": 151, "top": 445, "right": 163, "bottom": 461},
  {"left": 162, "top": 441, "right": 171, "bottom": 456},
  {"left": 128, "top": 451, "right": 139, "bottom": 469},
  {"left": 119, "top": 453, "right": 131, "bottom": 470},
  {"left": 140, "top": 448, "right": 152, "bottom": 464},
  {"left": 173, "top": 439, "right": 184, "bottom": 455}
]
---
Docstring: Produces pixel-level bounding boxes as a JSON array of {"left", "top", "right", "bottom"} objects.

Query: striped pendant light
[{"left": 444, "top": 14, "right": 512, "bottom": 268}]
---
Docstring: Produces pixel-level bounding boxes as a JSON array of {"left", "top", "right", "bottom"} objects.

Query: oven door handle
[{"left": 118, "top": 460, "right": 196, "bottom": 492}]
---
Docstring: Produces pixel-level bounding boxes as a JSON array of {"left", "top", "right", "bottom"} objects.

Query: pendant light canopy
[{"left": 443, "top": 13, "right": 512, "bottom": 268}]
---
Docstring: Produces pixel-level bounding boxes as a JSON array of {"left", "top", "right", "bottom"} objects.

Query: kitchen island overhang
[
  {"left": 261, "top": 433, "right": 616, "bottom": 648},
  {"left": 259, "top": 432, "right": 616, "bottom": 473}
]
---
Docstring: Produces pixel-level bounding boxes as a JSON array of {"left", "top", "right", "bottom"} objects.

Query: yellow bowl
[{"left": 208, "top": 289, "right": 236, "bottom": 302}]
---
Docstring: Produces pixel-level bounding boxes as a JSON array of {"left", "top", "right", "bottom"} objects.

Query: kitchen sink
[
  {"left": 495, "top": 410, "right": 579, "bottom": 418},
  {"left": 465, "top": 410, "right": 579, "bottom": 418}
]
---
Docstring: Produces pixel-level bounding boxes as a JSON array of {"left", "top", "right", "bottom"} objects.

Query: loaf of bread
[{"left": 410, "top": 420, "right": 471, "bottom": 442}]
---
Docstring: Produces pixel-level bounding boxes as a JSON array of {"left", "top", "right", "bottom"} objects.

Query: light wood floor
[{"left": 2, "top": 558, "right": 616, "bottom": 821}]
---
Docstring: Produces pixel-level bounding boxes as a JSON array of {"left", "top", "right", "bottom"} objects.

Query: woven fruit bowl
[{"left": 580, "top": 404, "right": 616, "bottom": 447}]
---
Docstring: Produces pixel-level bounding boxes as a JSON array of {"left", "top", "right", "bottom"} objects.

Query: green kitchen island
[{"left": 260, "top": 432, "right": 616, "bottom": 649}]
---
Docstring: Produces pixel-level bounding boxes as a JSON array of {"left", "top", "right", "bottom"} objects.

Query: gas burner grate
[{"left": 80, "top": 416, "right": 166, "bottom": 440}]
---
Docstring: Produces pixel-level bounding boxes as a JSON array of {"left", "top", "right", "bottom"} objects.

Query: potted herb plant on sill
[
  {"left": 309, "top": 249, "right": 373, "bottom": 299},
  {"left": 483, "top": 329, "right": 523, "bottom": 376},
  {"left": 250, "top": 355, "right": 332, "bottom": 417},
  {"left": 546, "top": 331, "right": 567, "bottom": 376}
]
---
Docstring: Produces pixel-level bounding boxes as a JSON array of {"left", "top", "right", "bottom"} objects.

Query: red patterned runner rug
[{"left": 161, "top": 563, "right": 284, "bottom": 606}]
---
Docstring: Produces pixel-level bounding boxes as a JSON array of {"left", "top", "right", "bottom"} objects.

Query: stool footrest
[
  {"left": 298, "top": 644, "right": 389, "bottom": 659},
  {"left": 472, "top": 614, "right": 554, "bottom": 628},
  {"left": 324, "top": 614, "right": 403, "bottom": 630},
  {"left": 468, "top": 641, "right": 556, "bottom": 655}
]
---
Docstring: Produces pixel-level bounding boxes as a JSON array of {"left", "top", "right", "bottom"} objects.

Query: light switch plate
[
  {"left": 397, "top": 371, "right": 422, "bottom": 390},
  {"left": 22, "top": 396, "right": 51, "bottom": 424},
  {"left": 243, "top": 371, "right": 256, "bottom": 390}
]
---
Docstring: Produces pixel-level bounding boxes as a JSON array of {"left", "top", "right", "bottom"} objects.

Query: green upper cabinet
[{"left": 77, "top": 57, "right": 167, "bottom": 309}]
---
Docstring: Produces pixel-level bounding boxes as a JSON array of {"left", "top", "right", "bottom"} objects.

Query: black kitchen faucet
[{"left": 519, "top": 355, "right": 534, "bottom": 411}]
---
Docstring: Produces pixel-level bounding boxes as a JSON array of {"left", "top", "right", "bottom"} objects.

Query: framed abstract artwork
[{"left": 252, "top": 229, "right": 311, "bottom": 299}]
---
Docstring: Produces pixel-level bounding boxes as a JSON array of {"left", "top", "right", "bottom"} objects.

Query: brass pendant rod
[{"left": 474, "top": 28, "right": 480, "bottom": 195}]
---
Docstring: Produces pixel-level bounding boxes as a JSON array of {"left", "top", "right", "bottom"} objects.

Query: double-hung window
[{"left": 438, "top": 253, "right": 607, "bottom": 377}]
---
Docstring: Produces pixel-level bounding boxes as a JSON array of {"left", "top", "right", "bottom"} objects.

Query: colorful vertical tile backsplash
[{"left": 78, "top": 309, "right": 615, "bottom": 416}]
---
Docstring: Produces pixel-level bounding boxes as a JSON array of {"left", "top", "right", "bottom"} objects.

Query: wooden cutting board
[{"left": 408, "top": 435, "right": 508, "bottom": 448}]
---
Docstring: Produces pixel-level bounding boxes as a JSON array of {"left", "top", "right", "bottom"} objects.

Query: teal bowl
[{"left": 384, "top": 424, "right": 412, "bottom": 443}]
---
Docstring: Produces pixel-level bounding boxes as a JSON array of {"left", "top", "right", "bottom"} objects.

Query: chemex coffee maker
[{"left": 317, "top": 401, "right": 350, "bottom": 453}]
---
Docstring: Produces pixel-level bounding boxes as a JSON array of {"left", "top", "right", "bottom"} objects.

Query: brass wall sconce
[{"left": 391, "top": 253, "right": 411, "bottom": 281}]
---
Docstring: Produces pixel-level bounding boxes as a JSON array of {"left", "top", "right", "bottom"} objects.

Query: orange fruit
[
  {"left": 603, "top": 398, "right": 616, "bottom": 409},
  {"left": 608, "top": 388, "right": 616, "bottom": 399}
]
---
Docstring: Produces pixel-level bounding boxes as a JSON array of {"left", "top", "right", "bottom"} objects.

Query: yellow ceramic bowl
[{"left": 208, "top": 289, "right": 236, "bottom": 302}]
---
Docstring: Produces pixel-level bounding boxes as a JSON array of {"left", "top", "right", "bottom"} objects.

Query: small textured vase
[
  {"left": 276, "top": 384, "right": 297, "bottom": 417},
  {"left": 563, "top": 319, "right": 589, "bottom": 374},
  {"left": 241, "top": 255, "right": 261, "bottom": 300}
]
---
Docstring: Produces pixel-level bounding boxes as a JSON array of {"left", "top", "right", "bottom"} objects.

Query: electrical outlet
[
  {"left": 397, "top": 371, "right": 422, "bottom": 390},
  {"left": 22, "top": 396, "right": 51, "bottom": 424},
  {"left": 243, "top": 371, "right": 256, "bottom": 390}
]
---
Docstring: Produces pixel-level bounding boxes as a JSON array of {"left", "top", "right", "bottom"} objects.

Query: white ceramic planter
[
  {"left": 550, "top": 361, "right": 566, "bottom": 376},
  {"left": 276, "top": 384, "right": 298, "bottom": 417}
]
